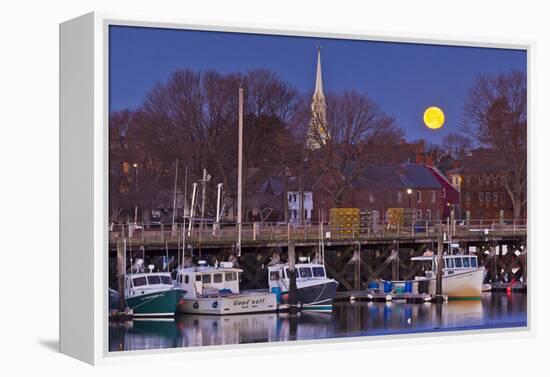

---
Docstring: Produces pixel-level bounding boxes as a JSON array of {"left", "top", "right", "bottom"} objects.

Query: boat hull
[
  {"left": 440, "top": 268, "right": 485, "bottom": 299},
  {"left": 282, "top": 280, "right": 339, "bottom": 311},
  {"left": 126, "top": 288, "right": 185, "bottom": 317},
  {"left": 176, "top": 292, "right": 277, "bottom": 315},
  {"left": 415, "top": 268, "right": 485, "bottom": 299}
]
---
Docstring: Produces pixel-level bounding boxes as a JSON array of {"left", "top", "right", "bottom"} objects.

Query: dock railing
[{"left": 109, "top": 218, "right": 527, "bottom": 245}]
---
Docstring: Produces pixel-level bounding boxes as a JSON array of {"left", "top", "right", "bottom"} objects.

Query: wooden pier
[{"left": 109, "top": 219, "right": 527, "bottom": 294}]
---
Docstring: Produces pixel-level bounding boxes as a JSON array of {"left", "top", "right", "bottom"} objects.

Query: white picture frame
[{"left": 59, "top": 11, "right": 533, "bottom": 365}]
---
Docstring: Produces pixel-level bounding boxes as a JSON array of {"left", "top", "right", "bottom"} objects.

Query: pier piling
[{"left": 288, "top": 241, "right": 298, "bottom": 315}]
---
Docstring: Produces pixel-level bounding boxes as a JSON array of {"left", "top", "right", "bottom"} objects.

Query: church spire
[
  {"left": 314, "top": 46, "right": 324, "bottom": 97},
  {"left": 307, "top": 46, "right": 328, "bottom": 150}
]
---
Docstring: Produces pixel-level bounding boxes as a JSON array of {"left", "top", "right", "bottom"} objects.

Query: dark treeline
[
  {"left": 109, "top": 68, "right": 403, "bottom": 222},
  {"left": 109, "top": 68, "right": 527, "bottom": 222}
]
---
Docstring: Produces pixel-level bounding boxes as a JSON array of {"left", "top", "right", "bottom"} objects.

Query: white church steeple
[{"left": 307, "top": 46, "right": 328, "bottom": 150}]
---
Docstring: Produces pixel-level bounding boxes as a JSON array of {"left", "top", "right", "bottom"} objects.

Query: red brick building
[
  {"left": 447, "top": 149, "right": 515, "bottom": 220},
  {"left": 314, "top": 163, "right": 445, "bottom": 222}
]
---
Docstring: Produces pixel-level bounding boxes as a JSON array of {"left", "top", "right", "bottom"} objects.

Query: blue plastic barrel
[
  {"left": 368, "top": 281, "right": 379, "bottom": 290},
  {"left": 404, "top": 281, "right": 413, "bottom": 294},
  {"left": 383, "top": 281, "right": 393, "bottom": 293},
  {"left": 271, "top": 286, "right": 282, "bottom": 303}
]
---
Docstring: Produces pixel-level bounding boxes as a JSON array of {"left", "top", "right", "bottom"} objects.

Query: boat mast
[
  {"left": 237, "top": 85, "right": 244, "bottom": 257},
  {"left": 171, "top": 157, "right": 179, "bottom": 233}
]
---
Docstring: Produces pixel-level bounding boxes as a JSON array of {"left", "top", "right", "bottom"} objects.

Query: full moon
[{"left": 423, "top": 106, "right": 445, "bottom": 129}]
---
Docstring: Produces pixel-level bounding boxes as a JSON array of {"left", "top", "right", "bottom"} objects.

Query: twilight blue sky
[{"left": 109, "top": 25, "right": 526, "bottom": 142}]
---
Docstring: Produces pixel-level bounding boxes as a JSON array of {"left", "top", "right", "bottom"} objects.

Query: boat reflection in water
[
  {"left": 175, "top": 311, "right": 333, "bottom": 347},
  {"left": 109, "top": 293, "right": 527, "bottom": 352}
]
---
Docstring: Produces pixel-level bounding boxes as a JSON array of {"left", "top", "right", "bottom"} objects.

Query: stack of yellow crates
[{"left": 330, "top": 208, "right": 360, "bottom": 236}]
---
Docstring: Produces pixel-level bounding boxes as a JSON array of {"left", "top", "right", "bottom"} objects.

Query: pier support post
[
  {"left": 288, "top": 241, "right": 298, "bottom": 315},
  {"left": 435, "top": 234, "right": 444, "bottom": 302},
  {"left": 353, "top": 242, "right": 361, "bottom": 290},
  {"left": 116, "top": 239, "right": 125, "bottom": 313}
]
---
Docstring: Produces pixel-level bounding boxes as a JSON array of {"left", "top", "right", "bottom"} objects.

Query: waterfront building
[{"left": 447, "top": 149, "right": 517, "bottom": 220}]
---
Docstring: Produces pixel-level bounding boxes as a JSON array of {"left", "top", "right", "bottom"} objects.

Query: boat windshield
[
  {"left": 312, "top": 266, "right": 326, "bottom": 277},
  {"left": 132, "top": 276, "right": 147, "bottom": 287},
  {"left": 299, "top": 267, "right": 313, "bottom": 278},
  {"left": 147, "top": 275, "right": 161, "bottom": 285}
]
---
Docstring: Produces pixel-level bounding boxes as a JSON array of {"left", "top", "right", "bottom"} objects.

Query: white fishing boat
[
  {"left": 406, "top": 254, "right": 485, "bottom": 299},
  {"left": 267, "top": 262, "right": 338, "bottom": 311},
  {"left": 174, "top": 262, "right": 277, "bottom": 315}
]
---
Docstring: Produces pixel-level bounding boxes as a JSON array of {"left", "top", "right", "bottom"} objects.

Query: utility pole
[{"left": 237, "top": 86, "right": 244, "bottom": 256}]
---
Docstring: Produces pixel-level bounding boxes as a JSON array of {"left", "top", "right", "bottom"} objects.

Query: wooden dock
[
  {"left": 335, "top": 290, "right": 435, "bottom": 303},
  {"left": 491, "top": 281, "right": 527, "bottom": 293}
]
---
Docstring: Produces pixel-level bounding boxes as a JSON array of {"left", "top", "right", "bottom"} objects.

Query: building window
[
  {"left": 466, "top": 176, "right": 471, "bottom": 185},
  {"left": 500, "top": 192, "right": 506, "bottom": 202},
  {"left": 442, "top": 188, "right": 446, "bottom": 198},
  {"left": 493, "top": 192, "right": 498, "bottom": 202},
  {"left": 478, "top": 192, "right": 484, "bottom": 202},
  {"left": 485, "top": 175, "right": 491, "bottom": 186},
  {"left": 416, "top": 191, "right": 422, "bottom": 203},
  {"left": 431, "top": 191, "right": 436, "bottom": 203},
  {"left": 416, "top": 210, "right": 422, "bottom": 220},
  {"left": 485, "top": 192, "right": 491, "bottom": 202},
  {"left": 397, "top": 191, "right": 403, "bottom": 203},
  {"left": 426, "top": 209, "right": 432, "bottom": 220},
  {"left": 465, "top": 192, "right": 471, "bottom": 202},
  {"left": 500, "top": 176, "right": 506, "bottom": 185},
  {"left": 492, "top": 176, "right": 498, "bottom": 185}
]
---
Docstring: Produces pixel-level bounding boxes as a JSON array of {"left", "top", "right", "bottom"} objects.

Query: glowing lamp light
[{"left": 423, "top": 106, "right": 445, "bottom": 129}]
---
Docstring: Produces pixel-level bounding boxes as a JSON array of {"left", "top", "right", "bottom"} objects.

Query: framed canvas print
[{"left": 59, "top": 12, "right": 531, "bottom": 364}]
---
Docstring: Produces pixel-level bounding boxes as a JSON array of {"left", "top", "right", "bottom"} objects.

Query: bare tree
[
  {"left": 309, "top": 89, "right": 403, "bottom": 207},
  {"left": 464, "top": 70, "right": 527, "bottom": 219},
  {"left": 441, "top": 132, "right": 473, "bottom": 158},
  {"left": 129, "top": 68, "right": 301, "bottom": 221}
]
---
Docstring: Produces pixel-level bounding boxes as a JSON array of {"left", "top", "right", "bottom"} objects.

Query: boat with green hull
[{"left": 125, "top": 272, "right": 185, "bottom": 317}]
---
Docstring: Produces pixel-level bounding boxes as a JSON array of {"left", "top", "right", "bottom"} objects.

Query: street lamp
[
  {"left": 406, "top": 188, "right": 412, "bottom": 208},
  {"left": 132, "top": 163, "right": 139, "bottom": 189},
  {"left": 133, "top": 163, "right": 139, "bottom": 224}
]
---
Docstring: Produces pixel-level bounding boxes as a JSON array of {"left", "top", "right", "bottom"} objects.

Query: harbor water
[{"left": 109, "top": 292, "right": 527, "bottom": 352}]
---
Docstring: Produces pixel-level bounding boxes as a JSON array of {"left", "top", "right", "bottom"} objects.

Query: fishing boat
[
  {"left": 267, "top": 262, "right": 338, "bottom": 311},
  {"left": 175, "top": 262, "right": 277, "bottom": 315},
  {"left": 383, "top": 254, "right": 484, "bottom": 299},
  {"left": 124, "top": 271, "right": 185, "bottom": 317}
]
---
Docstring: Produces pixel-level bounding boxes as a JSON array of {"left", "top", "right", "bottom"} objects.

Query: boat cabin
[
  {"left": 411, "top": 255, "right": 480, "bottom": 279},
  {"left": 125, "top": 272, "right": 174, "bottom": 297},
  {"left": 267, "top": 263, "right": 328, "bottom": 290},
  {"left": 176, "top": 265, "right": 242, "bottom": 298}
]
